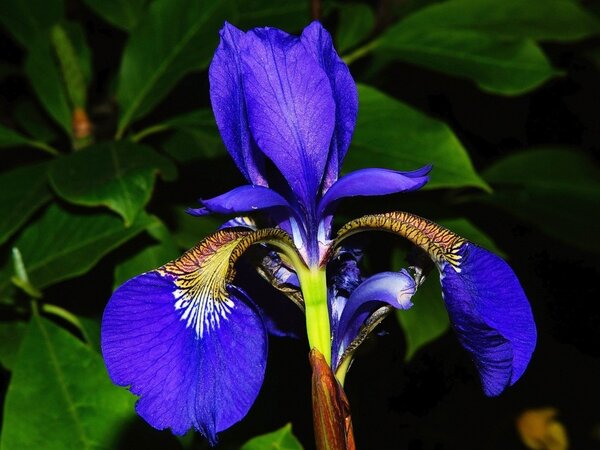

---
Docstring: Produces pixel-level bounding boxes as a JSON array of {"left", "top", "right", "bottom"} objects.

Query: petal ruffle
[
  {"left": 187, "top": 185, "right": 292, "bottom": 217},
  {"left": 439, "top": 244, "right": 536, "bottom": 396},
  {"left": 240, "top": 27, "right": 335, "bottom": 208},
  {"left": 101, "top": 272, "right": 267, "bottom": 444},
  {"left": 318, "top": 165, "right": 431, "bottom": 217},
  {"left": 209, "top": 22, "right": 266, "bottom": 186},
  {"left": 333, "top": 270, "right": 415, "bottom": 368},
  {"left": 300, "top": 22, "right": 358, "bottom": 191}
]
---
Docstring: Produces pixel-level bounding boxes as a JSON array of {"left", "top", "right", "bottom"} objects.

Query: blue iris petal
[
  {"left": 209, "top": 22, "right": 267, "bottom": 186},
  {"left": 318, "top": 165, "right": 432, "bottom": 218},
  {"left": 440, "top": 244, "right": 536, "bottom": 396},
  {"left": 300, "top": 22, "right": 358, "bottom": 192},
  {"left": 101, "top": 272, "right": 267, "bottom": 444},
  {"left": 239, "top": 26, "right": 336, "bottom": 210},
  {"left": 187, "top": 185, "right": 293, "bottom": 217}
]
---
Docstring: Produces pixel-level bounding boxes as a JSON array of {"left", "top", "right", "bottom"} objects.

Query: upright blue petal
[
  {"left": 239, "top": 27, "right": 336, "bottom": 209},
  {"left": 210, "top": 22, "right": 267, "bottom": 186},
  {"left": 300, "top": 22, "right": 358, "bottom": 192},
  {"left": 439, "top": 244, "right": 536, "bottom": 396},
  {"left": 333, "top": 270, "right": 416, "bottom": 368},
  {"left": 102, "top": 273, "right": 267, "bottom": 444}
]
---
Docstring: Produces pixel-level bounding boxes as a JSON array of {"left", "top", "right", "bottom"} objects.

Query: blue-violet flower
[{"left": 101, "top": 21, "right": 537, "bottom": 445}]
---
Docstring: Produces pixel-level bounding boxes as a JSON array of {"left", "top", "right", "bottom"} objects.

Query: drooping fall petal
[
  {"left": 335, "top": 211, "right": 536, "bottom": 395},
  {"left": 102, "top": 228, "right": 299, "bottom": 443}
]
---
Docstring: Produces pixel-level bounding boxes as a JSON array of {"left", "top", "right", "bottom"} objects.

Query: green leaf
[
  {"left": 113, "top": 217, "right": 180, "bottom": 288},
  {"left": 0, "top": 321, "right": 27, "bottom": 370},
  {"left": 482, "top": 148, "right": 600, "bottom": 253},
  {"left": 0, "top": 315, "right": 135, "bottom": 450},
  {"left": 392, "top": 247, "right": 448, "bottom": 361},
  {"left": 437, "top": 218, "right": 505, "bottom": 257},
  {"left": 346, "top": 84, "right": 489, "bottom": 191},
  {"left": 162, "top": 130, "right": 226, "bottom": 163},
  {"left": 25, "top": 38, "right": 71, "bottom": 132},
  {"left": 170, "top": 206, "right": 222, "bottom": 249},
  {"left": 0, "top": 0, "right": 63, "bottom": 49},
  {"left": 14, "top": 101, "right": 59, "bottom": 143},
  {"left": 134, "top": 109, "right": 226, "bottom": 161},
  {"left": 0, "top": 163, "right": 51, "bottom": 245},
  {"left": 396, "top": 273, "right": 449, "bottom": 361},
  {"left": 0, "top": 124, "right": 33, "bottom": 148},
  {"left": 49, "top": 141, "right": 176, "bottom": 225},
  {"left": 372, "top": 0, "right": 599, "bottom": 95},
  {"left": 393, "top": 0, "right": 600, "bottom": 42},
  {"left": 24, "top": 23, "right": 92, "bottom": 135},
  {"left": 77, "top": 315, "right": 102, "bottom": 354},
  {"left": 336, "top": 3, "right": 375, "bottom": 53},
  {"left": 0, "top": 204, "right": 152, "bottom": 292},
  {"left": 240, "top": 423, "right": 304, "bottom": 450},
  {"left": 116, "top": 0, "right": 232, "bottom": 137},
  {"left": 81, "top": 0, "right": 149, "bottom": 31},
  {"left": 232, "top": 0, "right": 310, "bottom": 30},
  {"left": 378, "top": 27, "right": 560, "bottom": 95}
]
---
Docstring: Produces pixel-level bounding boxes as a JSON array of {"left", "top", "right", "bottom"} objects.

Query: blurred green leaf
[
  {"left": 0, "top": 123, "right": 59, "bottom": 155},
  {"left": 0, "top": 124, "right": 33, "bottom": 148},
  {"left": 116, "top": 0, "right": 232, "bottom": 137},
  {"left": 81, "top": 0, "right": 149, "bottom": 31},
  {"left": 49, "top": 141, "right": 176, "bottom": 225},
  {"left": 77, "top": 315, "right": 102, "bottom": 353},
  {"left": 171, "top": 206, "right": 222, "bottom": 249},
  {"left": 51, "top": 24, "right": 87, "bottom": 108},
  {"left": 114, "top": 217, "right": 180, "bottom": 288},
  {"left": 0, "top": 315, "right": 134, "bottom": 450},
  {"left": 162, "top": 130, "right": 225, "bottom": 163},
  {"left": 438, "top": 218, "right": 505, "bottom": 257},
  {"left": 233, "top": 0, "right": 310, "bottom": 30},
  {"left": 135, "top": 109, "right": 225, "bottom": 161},
  {"left": 0, "top": 163, "right": 51, "bottom": 245},
  {"left": 25, "top": 39, "right": 71, "bottom": 132},
  {"left": 482, "top": 148, "right": 600, "bottom": 253},
  {"left": 14, "top": 101, "right": 59, "bottom": 143},
  {"left": 371, "top": 0, "right": 600, "bottom": 95},
  {"left": 240, "top": 423, "right": 304, "bottom": 450},
  {"left": 0, "top": 321, "right": 27, "bottom": 370},
  {"left": 0, "top": 204, "right": 152, "bottom": 292},
  {"left": 25, "top": 23, "right": 92, "bottom": 135},
  {"left": 336, "top": 3, "right": 375, "bottom": 54},
  {"left": 378, "top": 29, "right": 559, "bottom": 96},
  {"left": 396, "top": 271, "right": 449, "bottom": 361},
  {"left": 346, "top": 84, "right": 489, "bottom": 191},
  {"left": 393, "top": 0, "right": 600, "bottom": 42},
  {"left": 0, "top": 0, "right": 63, "bottom": 49}
]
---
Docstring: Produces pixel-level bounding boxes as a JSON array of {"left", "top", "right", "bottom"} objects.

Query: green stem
[
  {"left": 42, "top": 303, "right": 84, "bottom": 332},
  {"left": 342, "top": 39, "right": 381, "bottom": 65},
  {"left": 29, "top": 141, "right": 60, "bottom": 156},
  {"left": 297, "top": 267, "right": 331, "bottom": 366},
  {"left": 130, "top": 123, "right": 171, "bottom": 143}
]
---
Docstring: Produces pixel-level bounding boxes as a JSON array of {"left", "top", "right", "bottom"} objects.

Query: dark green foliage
[{"left": 0, "top": 1, "right": 598, "bottom": 448}]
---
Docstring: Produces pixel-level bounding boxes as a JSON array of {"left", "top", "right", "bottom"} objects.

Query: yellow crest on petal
[
  {"left": 335, "top": 211, "right": 466, "bottom": 270},
  {"left": 158, "top": 228, "right": 297, "bottom": 338}
]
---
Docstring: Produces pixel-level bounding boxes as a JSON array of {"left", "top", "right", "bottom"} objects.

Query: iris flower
[{"left": 102, "top": 22, "right": 536, "bottom": 445}]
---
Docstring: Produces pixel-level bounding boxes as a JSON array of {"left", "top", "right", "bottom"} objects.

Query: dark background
[{"left": 1, "top": 1, "right": 599, "bottom": 449}]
